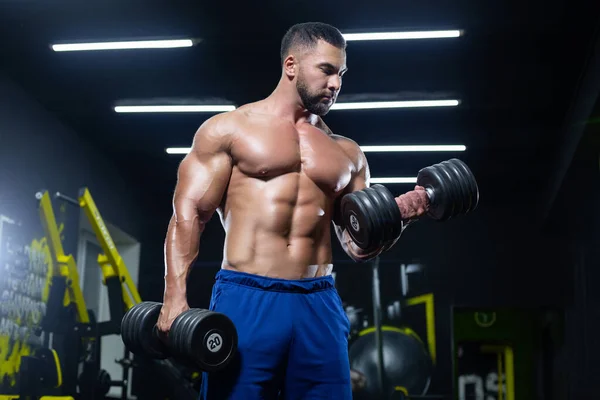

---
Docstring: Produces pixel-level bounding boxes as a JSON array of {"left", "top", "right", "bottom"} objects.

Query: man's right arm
[{"left": 158, "top": 115, "right": 233, "bottom": 333}]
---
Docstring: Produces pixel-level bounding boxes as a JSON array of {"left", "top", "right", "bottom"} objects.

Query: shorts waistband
[{"left": 215, "top": 268, "right": 335, "bottom": 293}]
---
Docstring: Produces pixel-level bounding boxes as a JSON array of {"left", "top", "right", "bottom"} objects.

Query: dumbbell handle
[{"left": 424, "top": 187, "right": 436, "bottom": 206}]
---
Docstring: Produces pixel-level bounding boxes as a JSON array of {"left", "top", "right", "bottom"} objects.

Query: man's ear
[{"left": 283, "top": 54, "right": 297, "bottom": 78}]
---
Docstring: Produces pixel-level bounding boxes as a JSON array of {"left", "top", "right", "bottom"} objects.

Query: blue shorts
[{"left": 199, "top": 269, "right": 352, "bottom": 400}]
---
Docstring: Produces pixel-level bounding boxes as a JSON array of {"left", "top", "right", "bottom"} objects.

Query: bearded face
[{"left": 296, "top": 69, "right": 335, "bottom": 116}]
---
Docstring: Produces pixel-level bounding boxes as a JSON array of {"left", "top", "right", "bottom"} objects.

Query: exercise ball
[{"left": 349, "top": 326, "right": 433, "bottom": 398}]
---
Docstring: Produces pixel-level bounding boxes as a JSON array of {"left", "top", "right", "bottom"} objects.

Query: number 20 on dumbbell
[{"left": 120, "top": 301, "right": 238, "bottom": 372}]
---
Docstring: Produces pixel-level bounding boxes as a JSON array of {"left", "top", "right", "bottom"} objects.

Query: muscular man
[{"left": 157, "top": 22, "right": 429, "bottom": 399}]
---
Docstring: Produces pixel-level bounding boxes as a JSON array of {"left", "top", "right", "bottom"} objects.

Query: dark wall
[
  {"left": 0, "top": 70, "right": 154, "bottom": 277},
  {"left": 545, "top": 121, "right": 600, "bottom": 399}
]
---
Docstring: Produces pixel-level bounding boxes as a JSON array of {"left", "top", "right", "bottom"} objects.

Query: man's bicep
[
  {"left": 346, "top": 165, "right": 369, "bottom": 193},
  {"left": 331, "top": 142, "right": 370, "bottom": 227},
  {"left": 340, "top": 135, "right": 371, "bottom": 193}
]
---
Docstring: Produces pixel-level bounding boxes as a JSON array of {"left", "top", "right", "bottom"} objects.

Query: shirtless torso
[
  {"left": 216, "top": 102, "right": 364, "bottom": 279},
  {"left": 158, "top": 98, "right": 369, "bottom": 333},
  {"left": 164, "top": 100, "right": 368, "bottom": 283}
]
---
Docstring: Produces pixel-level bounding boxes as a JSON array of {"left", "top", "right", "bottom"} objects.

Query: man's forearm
[
  {"left": 163, "top": 214, "right": 204, "bottom": 301},
  {"left": 340, "top": 228, "right": 384, "bottom": 262}
]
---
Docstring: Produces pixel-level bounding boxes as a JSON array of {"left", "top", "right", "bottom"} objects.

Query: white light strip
[
  {"left": 361, "top": 145, "right": 466, "bottom": 152},
  {"left": 114, "top": 105, "right": 236, "bottom": 113},
  {"left": 115, "top": 100, "right": 457, "bottom": 113},
  {"left": 343, "top": 30, "right": 461, "bottom": 41},
  {"left": 166, "top": 148, "right": 192, "bottom": 154},
  {"left": 166, "top": 145, "right": 465, "bottom": 154},
  {"left": 52, "top": 39, "right": 194, "bottom": 52},
  {"left": 331, "top": 100, "right": 459, "bottom": 110},
  {"left": 370, "top": 177, "right": 417, "bottom": 184}
]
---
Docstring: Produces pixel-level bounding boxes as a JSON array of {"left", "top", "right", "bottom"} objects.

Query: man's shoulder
[
  {"left": 330, "top": 133, "right": 359, "bottom": 149},
  {"left": 333, "top": 135, "right": 367, "bottom": 172},
  {"left": 316, "top": 119, "right": 366, "bottom": 168},
  {"left": 329, "top": 131, "right": 363, "bottom": 158},
  {"left": 195, "top": 107, "right": 246, "bottom": 137},
  {"left": 314, "top": 117, "right": 354, "bottom": 142}
]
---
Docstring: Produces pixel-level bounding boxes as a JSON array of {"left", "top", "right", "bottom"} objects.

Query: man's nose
[{"left": 328, "top": 75, "right": 341, "bottom": 92}]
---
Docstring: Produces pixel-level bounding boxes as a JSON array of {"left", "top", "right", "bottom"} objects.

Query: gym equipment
[
  {"left": 345, "top": 305, "right": 366, "bottom": 336},
  {"left": 416, "top": 158, "right": 479, "bottom": 221},
  {"left": 387, "top": 300, "right": 402, "bottom": 321},
  {"left": 78, "top": 365, "right": 112, "bottom": 399},
  {"left": 349, "top": 327, "right": 433, "bottom": 398},
  {"left": 341, "top": 184, "right": 403, "bottom": 252},
  {"left": 32, "top": 189, "right": 137, "bottom": 399},
  {"left": 5, "top": 188, "right": 200, "bottom": 399},
  {"left": 121, "top": 302, "right": 238, "bottom": 372},
  {"left": 348, "top": 257, "right": 440, "bottom": 399},
  {"left": 341, "top": 158, "right": 479, "bottom": 251}
]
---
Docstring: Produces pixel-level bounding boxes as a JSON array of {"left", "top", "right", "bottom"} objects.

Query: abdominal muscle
[{"left": 219, "top": 172, "right": 335, "bottom": 279}]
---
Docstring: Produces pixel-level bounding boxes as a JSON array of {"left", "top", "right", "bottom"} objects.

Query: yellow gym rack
[{"left": 0, "top": 187, "right": 145, "bottom": 399}]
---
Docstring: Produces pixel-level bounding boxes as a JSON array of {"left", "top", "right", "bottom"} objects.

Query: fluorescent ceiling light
[
  {"left": 166, "top": 145, "right": 465, "bottom": 155},
  {"left": 361, "top": 145, "right": 466, "bottom": 152},
  {"left": 331, "top": 100, "right": 459, "bottom": 110},
  {"left": 343, "top": 30, "right": 461, "bottom": 41},
  {"left": 115, "top": 100, "right": 456, "bottom": 113},
  {"left": 114, "top": 105, "right": 236, "bottom": 113},
  {"left": 166, "top": 148, "right": 192, "bottom": 154},
  {"left": 51, "top": 39, "right": 193, "bottom": 52},
  {"left": 370, "top": 177, "right": 417, "bottom": 184}
]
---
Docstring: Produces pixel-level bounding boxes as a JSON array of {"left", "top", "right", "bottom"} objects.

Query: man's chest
[{"left": 231, "top": 121, "right": 355, "bottom": 195}]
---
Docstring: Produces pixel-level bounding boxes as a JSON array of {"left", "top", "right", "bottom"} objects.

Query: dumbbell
[
  {"left": 120, "top": 302, "right": 238, "bottom": 372},
  {"left": 341, "top": 158, "right": 479, "bottom": 252}
]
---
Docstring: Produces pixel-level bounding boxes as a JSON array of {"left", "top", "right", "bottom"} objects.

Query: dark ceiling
[{"left": 1, "top": 0, "right": 600, "bottom": 223}]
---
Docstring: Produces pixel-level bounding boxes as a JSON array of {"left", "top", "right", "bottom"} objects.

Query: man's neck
[{"left": 265, "top": 79, "right": 316, "bottom": 125}]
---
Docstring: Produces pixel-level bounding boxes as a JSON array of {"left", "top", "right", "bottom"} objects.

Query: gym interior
[{"left": 1, "top": 2, "right": 599, "bottom": 399}]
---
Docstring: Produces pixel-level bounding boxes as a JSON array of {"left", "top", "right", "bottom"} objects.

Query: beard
[{"left": 296, "top": 76, "right": 332, "bottom": 116}]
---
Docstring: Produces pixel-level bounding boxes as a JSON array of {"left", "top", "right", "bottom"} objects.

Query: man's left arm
[
  {"left": 331, "top": 138, "right": 378, "bottom": 262},
  {"left": 331, "top": 137, "right": 429, "bottom": 262}
]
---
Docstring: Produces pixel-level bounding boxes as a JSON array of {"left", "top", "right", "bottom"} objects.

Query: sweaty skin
[
  {"left": 157, "top": 38, "right": 429, "bottom": 335},
  {"left": 157, "top": 105, "right": 372, "bottom": 332}
]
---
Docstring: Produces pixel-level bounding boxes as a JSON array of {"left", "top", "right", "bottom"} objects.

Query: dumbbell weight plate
[
  {"left": 370, "top": 185, "right": 403, "bottom": 246},
  {"left": 135, "top": 302, "right": 169, "bottom": 359},
  {"left": 371, "top": 185, "right": 403, "bottom": 242},
  {"left": 361, "top": 187, "right": 389, "bottom": 245},
  {"left": 170, "top": 308, "right": 228, "bottom": 368},
  {"left": 448, "top": 159, "right": 479, "bottom": 213},
  {"left": 439, "top": 160, "right": 467, "bottom": 216},
  {"left": 169, "top": 308, "right": 201, "bottom": 360},
  {"left": 447, "top": 160, "right": 472, "bottom": 215},
  {"left": 435, "top": 163, "right": 462, "bottom": 219},
  {"left": 170, "top": 308, "right": 238, "bottom": 372},
  {"left": 341, "top": 190, "right": 378, "bottom": 250},
  {"left": 121, "top": 302, "right": 148, "bottom": 356},
  {"left": 121, "top": 302, "right": 168, "bottom": 359},
  {"left": 417, "top": 164, "right": 453, "bottom": 221},
  {"left": 189, "top": 310, "right": 238, "bottom": 372}
]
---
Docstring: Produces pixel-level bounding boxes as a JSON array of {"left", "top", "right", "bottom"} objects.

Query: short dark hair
[{"left": 280, "top": 22, "right": 346, "bottom": 64}]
